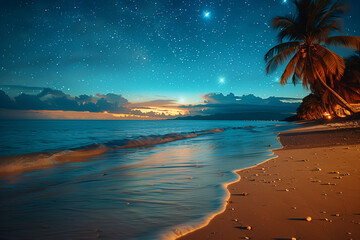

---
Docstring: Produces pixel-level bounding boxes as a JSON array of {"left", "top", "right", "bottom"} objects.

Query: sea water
[{"left": 0, "top": 120, "right": 296, "bottom": 240}]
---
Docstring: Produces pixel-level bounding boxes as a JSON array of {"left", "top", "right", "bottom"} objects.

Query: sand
[{"left": 177, "top": 122, "right": 360, "bottom": 240}]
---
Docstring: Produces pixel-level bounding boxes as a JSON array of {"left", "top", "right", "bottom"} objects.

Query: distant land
[{"left": 174, "top": 94, "right": 302, "bottom": 121}]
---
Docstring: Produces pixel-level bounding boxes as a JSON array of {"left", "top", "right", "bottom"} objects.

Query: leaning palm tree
[{"left": 265, "top": 0, "right": 360, "bottom": 113}]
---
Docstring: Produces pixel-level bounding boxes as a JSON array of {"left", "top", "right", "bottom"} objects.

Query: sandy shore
[{"left": 177, "top": 122, "right": 360, "bottom": 240}]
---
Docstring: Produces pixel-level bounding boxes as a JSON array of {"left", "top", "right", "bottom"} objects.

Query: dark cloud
[
  {"left": 0, "top": 89, "right": 301, "bottom": 119},
  {"left": 0, "top": 90, "right": 16, "bottom": 109},
  {"left": 202, "top": 93, "right": 240, "bottom": 104},
  {"left": 0, "top": 88, "right": 132, "bottom": 114},
  {"left": 0, "top": 88, "right": 183, "bottom": 119},
  {"left": 95, "top": 93, "right": 129, "bottom": 105},
  {"left": 200, "top": 93, "right": 301, "bottom": 106},
  {"left": 181, "top": 93, "right": 301, "bottom": 116},
  {"left": 38, "top": 88, "right": 67, "bottom": 98},
  {"left": 15, "top": 93, "right": 48, "bottom": 110}
]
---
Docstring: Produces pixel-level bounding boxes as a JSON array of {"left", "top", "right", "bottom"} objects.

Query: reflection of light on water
[{"left": 0, "top": 120, "right": 297, "bottom": 240}]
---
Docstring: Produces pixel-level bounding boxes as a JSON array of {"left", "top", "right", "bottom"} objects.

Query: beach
[{"left": 177, "top": 121, "right": 360, "bottom": 240}]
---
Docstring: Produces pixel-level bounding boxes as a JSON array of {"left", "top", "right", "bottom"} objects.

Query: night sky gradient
[{"left": 0, "top": 0, "right": 359, "bottom": 118}]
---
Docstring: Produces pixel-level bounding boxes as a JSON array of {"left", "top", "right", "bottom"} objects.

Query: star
[
  {"left": 203, "top": 11, "right": 211, "bottom": 19},
  {"left": 219, "top": 78, "right": 225, "bottom": 84},
  {"left": 283, "top": 0, "right": 287, "bottom": 3}
]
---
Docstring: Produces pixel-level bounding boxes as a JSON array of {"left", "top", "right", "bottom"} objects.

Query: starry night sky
[{"left": 1, "top": 0, "right": 359, "bottom": 106}]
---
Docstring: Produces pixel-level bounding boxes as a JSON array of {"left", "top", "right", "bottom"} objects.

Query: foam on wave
[{"left": 0, "top": 128, "right": 232, "bottom": 175}]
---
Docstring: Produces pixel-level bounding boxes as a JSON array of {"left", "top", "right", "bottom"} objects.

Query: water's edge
[{"left": 162, "top": 132, "right": 288, "bottom": 240}]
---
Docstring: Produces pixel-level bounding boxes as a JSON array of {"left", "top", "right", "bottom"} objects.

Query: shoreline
[
  {"left": 162, "top": 123, "right": 295, "bottom": 240},
  {"left": 176, "top": 121, "right": 360, "bottom": 240},
  {"left": 164, "top": 126, "right": 290, "bottom": 240},
  {"left": 164, "top": 148, "right": 283, "bottom": 240}
]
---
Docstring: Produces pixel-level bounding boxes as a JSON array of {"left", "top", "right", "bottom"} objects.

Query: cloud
[
  {"left": 38, "top": 88, "right": 67, "bottom": 98},
  {"left": 95, "top": 93, "right": 129, "bottom": 105},
  {"left": 0, "top": 88, "right": 172, "bottom": 118},
  {"left": 0, "top": 90, "right": 16, "bottom": 109},
  {"left": 129, "top": 99, "right": 177, "bottom": 108},
  {"left": 180, "top": 92, "right": 301, "bottom": 116},
  {"left": 0, "top": 89, "right": 301, "bottom": 120},
  {"left": 202, "top": 93, "right": 240, "bottom": 104}
]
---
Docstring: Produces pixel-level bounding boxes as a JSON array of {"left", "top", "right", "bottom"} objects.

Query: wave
[
  {"left": 0, "top": 128, "right": 232, "bottom": 175},
  {"left": 0, "top": 125, "right": 263, "bottom": 175}
]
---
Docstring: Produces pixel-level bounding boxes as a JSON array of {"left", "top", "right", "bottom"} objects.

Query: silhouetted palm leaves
[{"left": 265, "top": 0, "right": 360, "bottom": 114}]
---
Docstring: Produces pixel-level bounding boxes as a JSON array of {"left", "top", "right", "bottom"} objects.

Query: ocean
[{"left": 0, "top": 120, "right": 296, "bottom": 240}]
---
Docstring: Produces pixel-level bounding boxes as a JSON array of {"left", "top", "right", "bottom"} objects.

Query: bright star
[
  {"left": 219, "top": 78, "right": 225, "bottom": 84},
  {"left": 283, "top": 0, "right": 287, "bottom": 3},
  {"left": 203, "top": 11, "right": 211, "bottom": 18}
]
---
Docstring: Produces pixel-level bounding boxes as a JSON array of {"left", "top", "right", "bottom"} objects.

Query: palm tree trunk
[{"left": 319, "top": 80, "right": 358, "bottom": 114}]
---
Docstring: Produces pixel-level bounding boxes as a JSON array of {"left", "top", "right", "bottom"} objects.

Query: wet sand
[{"left": 177, "top": 122, "right": 360, "bottom": 240}]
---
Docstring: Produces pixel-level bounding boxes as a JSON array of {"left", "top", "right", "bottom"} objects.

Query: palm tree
[
  {"left": 265, "top": 0, "right": 360, "bottom": 113},
  {"left": 297, "top": 93, "right": 327, "bottom": 120},
  {"left": 330, "top": 51, "right": 360, "bottom": 112}
]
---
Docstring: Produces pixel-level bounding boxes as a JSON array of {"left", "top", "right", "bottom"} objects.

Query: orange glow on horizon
[{"left": 132, "top": 107, "right": 187, "bottom": 116}]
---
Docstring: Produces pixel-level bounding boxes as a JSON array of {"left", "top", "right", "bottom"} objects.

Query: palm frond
[
  {"left": 272, "top": 16, "right": 296, "bottom": 30},
  {"left": 315, "top": 44, "right": 345, "bottom": 79},
  {"left": 265, "top": 46, "right": 298, "bottom": 74},
  {"left": 280, "top": 52, "right": 301, "bottom": 85},
  {"left": 316, "top": 18, "right": 343, "bottom": 41},
  {"left": 264, "top": 41, "right": 300, "bottom": 61},
  {"left": 325, "top": 36, "right": 360, "bottom": 50},
  {"left": 272, "top": 16, "right": 303, "bottom": 42},
  {"left": 317, "top": 0, "right": 348, "bottom": 31}
]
